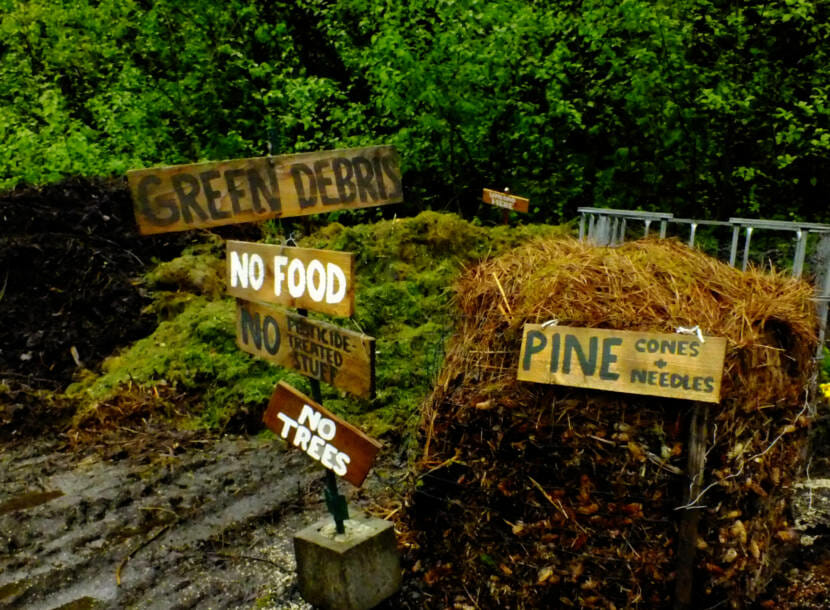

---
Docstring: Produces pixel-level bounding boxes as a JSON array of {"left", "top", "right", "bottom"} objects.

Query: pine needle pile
[{"left": 405, "top": 237, "right": 818, "bottom": 608}]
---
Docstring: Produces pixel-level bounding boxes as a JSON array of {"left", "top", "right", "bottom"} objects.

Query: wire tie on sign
[
  {"left": 676, "top": 325, "right": 705, "bottom": 344},
  {"left": 541, "top": 319, "right": 559, "bottom": 329}
]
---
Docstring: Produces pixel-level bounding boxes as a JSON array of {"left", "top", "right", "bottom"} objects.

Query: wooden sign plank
[
  {"left": 482, "top": 188, "right": 529, "bottom": 213},
  {"left": 263, "top": 381, "right": 382, "bottom": 487},
  {"left": 235, "top": 300, "right": 375, "bottom": 399},
  {"left": 517, "top": 325, "right": 727, "bottom": 403},
  {"left": 226, "top": 241, "right": 355, "bottom": 317},
  {"left": 128, "top": 145, "right": 402, "bottom": 235}
]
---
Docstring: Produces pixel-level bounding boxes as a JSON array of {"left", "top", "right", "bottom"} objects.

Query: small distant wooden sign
[
  {"left": 226, "top": 241, "right": 355, "bottom": 317},
  {"left": 482, "top": 188, "right": 529, "bottom": 213},
  {"left": 517, "top": 325, "right": 727, "bottom": 403},
  {"left": 128, "top": 145, "right": 402, "bottom": 235},
  {"left": 263, "top": 381, "right": 382, "bottom": 487},
  {"left": 235, "top": 300, "right": 375, "bottom": 399}
]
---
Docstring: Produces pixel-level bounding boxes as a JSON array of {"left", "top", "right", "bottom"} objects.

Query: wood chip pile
[{"left": 403, "top": 237, "right": 819, "bottom": 608}]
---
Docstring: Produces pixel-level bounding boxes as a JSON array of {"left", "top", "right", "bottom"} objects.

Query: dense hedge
[{"left": 1, "top": 0, "right": 828, "bottom": 222}]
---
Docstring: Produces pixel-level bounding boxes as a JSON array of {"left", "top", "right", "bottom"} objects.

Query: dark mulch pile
[{"left": 0, "top": 178, "right": 194, "bottom": 391}]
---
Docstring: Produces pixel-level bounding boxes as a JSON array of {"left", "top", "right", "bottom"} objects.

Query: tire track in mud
[{"left": 0, "top": 434, "right": 328, "bottom": 609}]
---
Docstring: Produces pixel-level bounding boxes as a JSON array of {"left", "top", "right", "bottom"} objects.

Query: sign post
[
  {"left": 298, "top": 307, "right": 349, "bottom": 534},
  {"left": 674, "top": 401, "right": 709, "bottom": 610},
  {"left": 129, "top": 143, "right": 401, "bottom": 606}
]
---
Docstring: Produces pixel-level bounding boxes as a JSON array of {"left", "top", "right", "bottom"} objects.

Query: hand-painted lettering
[
  {"left": 372, "top": 156, "right": 388, "bottom": 199},
  {"left": 563, "top": 334, "right": 597, "bottom": 376},
  {"left": 382, "top": 155, "right": 402, "bottom": 198},
  {"left": 549, "top": 333, "right": 561, "bottom": 373},
  {"left": 200, "top": 169, "right": 228, "bottom": 220},
  {"left": 272, "top": 407, "right": 352, "bottom": 476},
  {"left": 229, "top": 251, "right": 265, "bottom": 290},
  {"left": 307, "top": 435, "right": 325, "bottom": 460},
  {"left": 518, "top": 324, "right": 725, "bottom": 402},
  {"left": 226, "top": 168, "right": 246, "bottom": 214},
  {"left": 262, "top": 315, "right": 281, "bottom": 355},
  {"left": 276, "top": 412, "right": 297, "bottom": 438},
  {"left": 291, "top": 163, "right": 317, "bottom": 208},
  {"left": 298, "top": 403, "right": 322, "bottom": 431},
  {"left": 334, "top": 452, "right": 350, "bottom": 477},
  {"left": 320, "top": 443, "right": 339, "bottom": 469},
  {"left": 238, "top": 307, "right": 281, "bottom": 355},
  {"left": 635, "top": 338, "right": 701, "bottom": 358},
  {"left": 247, "top": 163, "right": 282, "bottom": 213},
  {"left": 171, "top": 173, "right": 207, "bottom": 224},
  {"left": 314, "top": 159, "right": 339, "bottom": 206},
  {"left": 131, "top": 146, "right": 402, "bottom": 234},
  {"left": 240, "top": 308, "right": 261, "bottom": 349},
  {"left": 137, "top": 175, "right": 179, "bottom": 225},
  {"left": 523, "top": 330, "right": 547, "bottom": 370},
  {"left": 332, "top": 157, "right": 356, "bottom": 202},
  {"left": 629, "top": 369, "right": 715, "bottom": 393},
  {"left": 599, "top": 337, "right": 622, "bottom": 380},
  {"left": 287, "top": 258, "right": 306, "bottom": 297},
  {"left": 306, "top": 260, "right": 326, "bottom": 302},
  {"left": 353, "top": 156, "right": 378, "bottom": 202}
]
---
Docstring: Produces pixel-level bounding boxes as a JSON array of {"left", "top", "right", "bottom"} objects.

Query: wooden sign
[
  {"left": 128, "top": 145, "right": 402, "bottom": 235},
  {"left": 482, "top": 188, "right": 529, "bottom": 213},
  {"left": 226, "top": 241, "right": 355, "bottom": 317},
  {"left": 263, "top": 381, "right": 381, "bottom": 487},
  {"left": 517, "top": 325, "right": 727, "bottom": 403},
  {"left": 235, "top": 300, "right": 375, "bottom": 399}
]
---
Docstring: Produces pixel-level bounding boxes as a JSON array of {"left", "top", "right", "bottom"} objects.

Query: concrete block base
[{"left": 294, "top": 511, "right": 401, "bottom": 610}]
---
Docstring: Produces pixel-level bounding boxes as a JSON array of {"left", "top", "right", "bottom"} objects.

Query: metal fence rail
[{"left": 577, "top": 207, "right": 830, "bottom": 360}]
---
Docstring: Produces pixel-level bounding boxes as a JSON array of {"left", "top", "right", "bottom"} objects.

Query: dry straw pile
[{"left": 405, "top": 237, "right": 819, "bottom": 608}]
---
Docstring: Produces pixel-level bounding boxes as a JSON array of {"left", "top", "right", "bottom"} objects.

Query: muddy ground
[{"left": 0, "top": 428, "right": 422, "bottom": 610}]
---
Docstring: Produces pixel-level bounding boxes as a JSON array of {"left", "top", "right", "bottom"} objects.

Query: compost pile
[{"left": 405, "top": 237, "right": 819, "bottom": 608}]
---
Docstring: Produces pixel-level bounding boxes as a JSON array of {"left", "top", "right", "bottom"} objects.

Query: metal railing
[{"left": 577, "top": 207, "right": 830, "bottom": 360}]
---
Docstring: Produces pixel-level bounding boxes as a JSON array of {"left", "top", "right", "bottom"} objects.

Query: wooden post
[{"left": 674, "top": 402, "right": 709, "bottom": 609}]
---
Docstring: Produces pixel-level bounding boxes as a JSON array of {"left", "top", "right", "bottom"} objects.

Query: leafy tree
[{"left": 0, "top": 0, "right": 827, "bottom": 223}]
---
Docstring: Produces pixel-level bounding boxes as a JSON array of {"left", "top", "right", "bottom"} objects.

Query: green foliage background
[{"left": 1, "top": 0, "right": 829, "bottom": 222}]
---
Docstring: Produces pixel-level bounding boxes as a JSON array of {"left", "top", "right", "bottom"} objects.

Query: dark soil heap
[
  {"left": 0, "top": 180, "right": 195, "bottom": 437},
  {"left": 405, "top": 237, "right": 818, "bottom": 608}
]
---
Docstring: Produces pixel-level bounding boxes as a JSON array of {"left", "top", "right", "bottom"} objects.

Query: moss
[
  {"left": 71, "top": 212, "right": 569, "bottom": 438},
  {"left": 143, "top": 243, "right": 226, "bottom": 300}
]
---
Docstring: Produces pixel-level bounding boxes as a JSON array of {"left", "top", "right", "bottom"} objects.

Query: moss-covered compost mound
[
  {"left": 65, "top": 211, "right": 569, "bottom": 440},
  {"left": 402, "top": 237, "right": 819, "bottom": 608}
]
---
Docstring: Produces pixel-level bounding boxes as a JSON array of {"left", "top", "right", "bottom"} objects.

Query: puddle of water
[{"left": 0, "top": 490, "right": 64, "bottom": 515}]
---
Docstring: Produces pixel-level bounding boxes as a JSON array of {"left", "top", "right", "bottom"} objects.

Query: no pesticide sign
[{"left": 235, "top": 300, "right": 375, "bottom": 399}]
